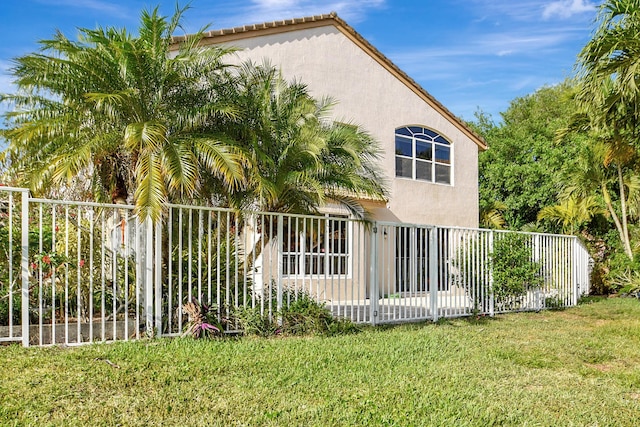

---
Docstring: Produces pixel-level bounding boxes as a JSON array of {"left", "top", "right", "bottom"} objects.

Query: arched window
[{"left": 395, "top": 126, "right": 452, "bottom": 185}]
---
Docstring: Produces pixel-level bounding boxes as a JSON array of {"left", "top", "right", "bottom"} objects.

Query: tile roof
[{"left": 171, "top": 12, "right": 487, "bottom": 150}]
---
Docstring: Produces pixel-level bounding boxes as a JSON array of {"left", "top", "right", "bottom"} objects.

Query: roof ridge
[{"left": 173, "top": 12, "right": 337, "bottom": 41}]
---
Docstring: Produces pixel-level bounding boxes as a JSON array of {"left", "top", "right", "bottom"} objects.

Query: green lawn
[{"left": 1, "top": 298, "right": 639, "bottom": 426}]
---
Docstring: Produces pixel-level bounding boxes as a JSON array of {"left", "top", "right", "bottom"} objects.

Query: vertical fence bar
[
  {"left": 88, "top": 207, "right": 94, "bottom": 344},
  {"left": 20, "top": 190, "right": 30, "bottom": 347},
  {"left": 187, "top": 209, "right": 193, "bottom": 305},
  {"left": 429, "top": 226, "right": 438, "bottom": 322},
  {"left": 64, "top": 206, "right": 70, "bottom": 344},
  {"left": 123, "top": 210, "right": 130, "bottom": 342},
  {"left": 135, "top": 212, "right": 142, "bottom": 340},
  {"left": 167, "top": 208, "right": 173, "bottom": 335},
  {"left": 197, "top": 210, "right": 203, "bottom": 303},
  {"left": 76, "top": 207, "right": 82, "bottom": 343},
  {"left": 369, "top": 224, "right": 378, "bottom": 325},
  {"left": 234, "top": 212, "right": 239, "bottom": 315},
  {"left": 145, "top": 217, "right": 154, "bottom": 335},
  {"left": 276, "top": 215, "right": 284, "bottom": 318},
  {"left": 154, "top": 220, "right": 162, "bottom": 336},
  {"left": 488, "top": 230, "right": 495, "bottom": 317},
  {"left": 38, "top": 204, "right": 44, "bottom": 345}
]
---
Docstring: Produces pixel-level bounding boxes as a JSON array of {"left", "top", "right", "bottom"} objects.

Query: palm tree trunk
[
  {"left": 602, "top": 180, "right": 633, "bottom": 260},
  {"left": 617, "top": 164, "right": 634, "bottom": 259}
]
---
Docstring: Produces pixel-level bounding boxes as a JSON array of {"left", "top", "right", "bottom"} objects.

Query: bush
[
  {"left": 490, "top": 233, "right": 543, "bottom": 307},
  {"left": 234, "top": 306, "right": 280, "bottom": 337},
  {"left": 611, "top": 269, "right": 640, "bottom": 298},
  {"left": 234, "top": 289, "right": 359, "bottom": 337}
]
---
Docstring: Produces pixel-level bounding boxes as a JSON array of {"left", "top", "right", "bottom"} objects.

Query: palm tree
[
  {"left": 578, "top": 0, "right": 640, "bottom": 130},
  {"left": 559, "top": 140, "right": 639, "bottom": 257},
  {"left": 0, "top": 5, "right": 242, "bottom": 222},
  {"left": 575, "top": 0, "right": 640, "bottom": 259},
  {"left": 219, "top": 62, "right": 388, "bottom": 219},
  {"left": 479, "top": 199, "right": 507, "bottom": 229},
  {"left": 537, "top": 195, "right": 606, "bottom": 235}
]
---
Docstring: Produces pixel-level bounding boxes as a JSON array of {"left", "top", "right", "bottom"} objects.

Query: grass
[{"left": 1, "top": 298, "right": 639, "bottom": 426}]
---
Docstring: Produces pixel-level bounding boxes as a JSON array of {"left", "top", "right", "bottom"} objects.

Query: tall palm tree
[
  {"left": 578, "top": 0, "right": 640, "bottom": 127},
  {"left": 219, "top": 62, "right": 388, "bottom": 219},
  {"left": 560, "top": 140, "right": 640, "bottom": 257},
  {"left": 0, "top": 5, "right": 242, "bottom": 222},
  {"left": 575, "top": 0, "right": 640, "bottom": 259}
]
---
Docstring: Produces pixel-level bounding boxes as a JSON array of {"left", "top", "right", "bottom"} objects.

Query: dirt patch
[{"left": 588, "top": 363, "right": 613, "bottom": 372}]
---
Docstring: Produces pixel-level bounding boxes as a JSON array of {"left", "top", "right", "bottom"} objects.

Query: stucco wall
[{"left": 214, "top": 25, "right": 479, "bottom": 228}]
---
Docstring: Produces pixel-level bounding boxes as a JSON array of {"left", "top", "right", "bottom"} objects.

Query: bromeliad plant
[{"left": 181, "top": 298, "right": 223, "bottom": 339}]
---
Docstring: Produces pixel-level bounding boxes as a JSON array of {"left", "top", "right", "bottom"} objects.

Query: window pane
[
  {"left": 395, "top": 136, "right": 412, "bottom": 156},
  {"left": 435, "top": 164, "right": 450, "bottom": 184},
  {"left": 416, "top": 140, "right": 432, "bottom": 160},
  {"left": 417, "top": 128, "right": 438, "bottom": 139},
  {"left": 328, "top": 219, "right": 348, "bottom": 254},
  {"left": 434, "top": 135, "right": 450, "bottom": 145},
  {"left": 435, "top": 145, "right": 450, "bottom": 164},
  {"left": 395, "top": 127, "right": 412, "bottom": 137},
  {"left": 396, "top": 156, "right": 413, "bottom": 178},
  {"left": 408, "top": 126, "right": 423, "bottom": 135},
  {"left": 416, "top": 160, "right": 432, "bottom": 181}
]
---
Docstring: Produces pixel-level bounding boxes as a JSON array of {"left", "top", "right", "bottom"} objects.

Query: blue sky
[{"left": 0, "top": 0, "right": 600, "bottom": 123}]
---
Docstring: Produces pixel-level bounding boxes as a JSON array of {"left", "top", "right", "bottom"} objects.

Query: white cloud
[{"left": 542, "top": 0, "right": 597, "bottom": 20}]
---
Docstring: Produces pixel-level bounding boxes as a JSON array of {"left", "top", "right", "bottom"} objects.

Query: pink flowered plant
[{"left": 181, "top": 298, "right": 223, "bottom": 339}]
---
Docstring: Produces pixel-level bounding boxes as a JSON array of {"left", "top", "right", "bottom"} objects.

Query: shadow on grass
[{"left": 578, "top": 295, "right": 609, "bottom": 305}]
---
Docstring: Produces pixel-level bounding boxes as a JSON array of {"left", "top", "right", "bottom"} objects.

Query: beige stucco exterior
[
  {"left": 191, "top": 17, "right": 482, "bottom": 228},
  {"left": 170, "top": 15, "right": 486, "bottom": 303}
]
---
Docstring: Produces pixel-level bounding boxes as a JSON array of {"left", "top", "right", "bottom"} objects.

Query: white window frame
[
  {"left": 395, "top": 126, "right": 453, "bottom": 185},
  {"left": 282, "top": 214, "right": 352, "bottom": 278}
]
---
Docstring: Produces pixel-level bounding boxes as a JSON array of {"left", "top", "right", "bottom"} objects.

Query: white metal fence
[{"left": 1, "top": 188, "right": 593, "bottom": 346}]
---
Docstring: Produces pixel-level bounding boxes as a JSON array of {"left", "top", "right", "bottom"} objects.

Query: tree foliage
[
  {"left": 0, "top": 7, "right": 388, "bottom": 223},
  {"left": 0, "top": 5, "right": 243, "bottom": 222},
  {"left": 211, "top": 62, "right": 388, "bottom": 219},
  {"left": 574, "top": 0, "right": 640, "bottom": 261},
  {"left": 475, "top": 81, "right": 588, "bottom": 230}
]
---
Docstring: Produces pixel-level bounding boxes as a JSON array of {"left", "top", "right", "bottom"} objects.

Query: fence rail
[{"left": 0, "top": 188, "right": 593, "bottom": 346}]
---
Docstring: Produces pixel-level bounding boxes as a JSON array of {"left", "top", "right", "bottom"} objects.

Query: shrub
[
  {"left": 611, "top": 269, "right": 640, "bottom": 298},
  {"left": 490, "top": 233, "right": 543, "bottom": 307},
  {"left": 234, "top": 289, "right": 359, "bottom": 337}
]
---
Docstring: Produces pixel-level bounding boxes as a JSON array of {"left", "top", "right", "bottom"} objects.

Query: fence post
[
  {"left": 145, "top": 216, "right": 154, "bottom": 336},
  {"left": 276, "top": 215, "right": 283, "bottom": 318},
  {"left": 488, "top": 230, "right": 495, "bottom": 317},
  {"left": 21, "top": 190, "right": 30, "bottom": 347},
  {"left": 154, "top": 220, "right": 163, "bottom": 336},
  {"left": 534, "top": 234, "right": 542, "bottom": 311},
  {"left": 369, "top": 223, "right": 379, "bottom": 326},
  {"left": 572, "top": 238, "right": 579, "bottom": 306},
  {"left": 429, "top": 227, "right": 438, "bottom": 322}
]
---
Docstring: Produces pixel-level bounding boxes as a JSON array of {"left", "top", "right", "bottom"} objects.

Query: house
[
  {"left": 170, "top": 13, "right": 488, "bottom": 304},
  {"left": 174, "top": 12, "right": 487, "bottom": 228}
]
